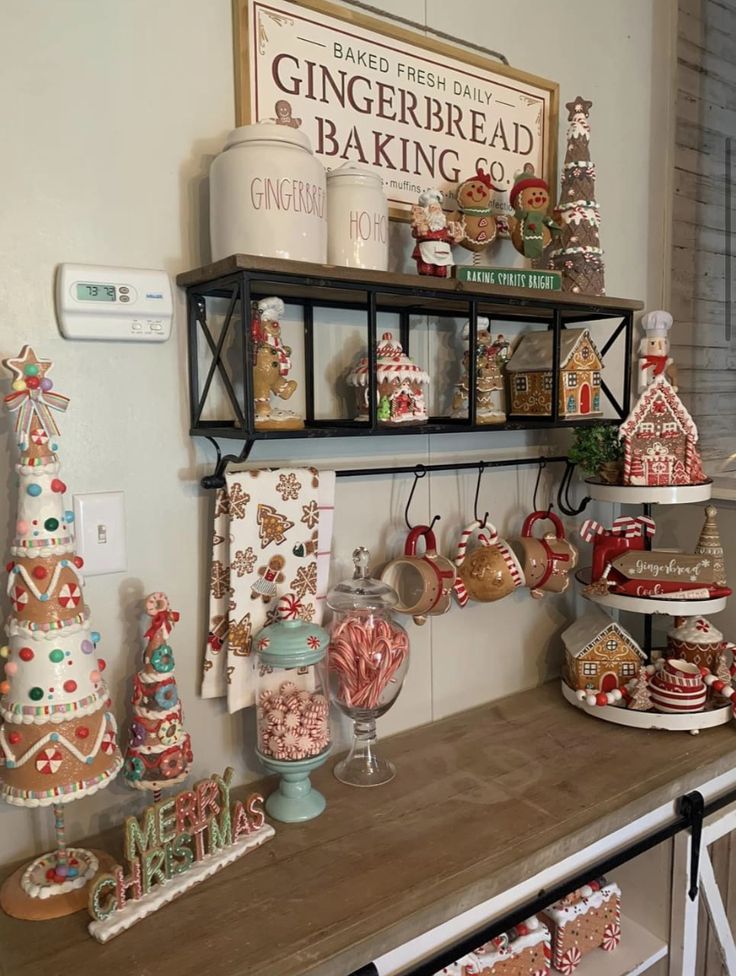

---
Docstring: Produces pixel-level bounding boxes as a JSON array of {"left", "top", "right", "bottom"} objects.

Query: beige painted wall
[{"left": 0, "top": 0, "right": 673, "bottom": 863}]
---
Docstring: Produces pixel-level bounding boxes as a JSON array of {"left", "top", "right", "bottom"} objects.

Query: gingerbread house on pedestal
[
  {"left": 619, "top": 374, "right": 706, "bottom": 486},
  {"left": 563, "top": 609, "right": 644, "bottom": 693}
]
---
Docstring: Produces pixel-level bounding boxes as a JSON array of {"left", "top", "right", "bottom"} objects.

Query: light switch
[{"left": 73, "top": 491, "right": 127, "bottom": 576}]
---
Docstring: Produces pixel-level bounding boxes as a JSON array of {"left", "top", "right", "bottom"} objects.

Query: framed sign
[{"left": 233, "top": 0, "right": 558, "bottom": 220}]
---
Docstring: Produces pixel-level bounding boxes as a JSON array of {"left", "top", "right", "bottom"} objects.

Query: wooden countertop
[{"left": 3, "top": 682, "right": 736, "bottom": 976}]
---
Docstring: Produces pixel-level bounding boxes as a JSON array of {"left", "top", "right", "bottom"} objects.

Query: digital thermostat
[{"left": 56, "top": 263, "right": 173, "bottom": 342}]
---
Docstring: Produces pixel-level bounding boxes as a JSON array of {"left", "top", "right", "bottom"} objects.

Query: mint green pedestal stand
[{"left": 257, "top": 749, "right": 331, "bottom": 823}]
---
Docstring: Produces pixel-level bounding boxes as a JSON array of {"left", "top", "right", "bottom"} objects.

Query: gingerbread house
[
  {"left": 619, "top": 374, "right": 706, "bottom": 486},
  {"left": 563, "top": 609, "right": 644, "bottom": 693},
  {"left": 542, "top": 878, "right": 621, "bottom": 973},
  {"left": 434, "top": 916, "right": 551, "bottom": 976},
  {"left": 506, "top": 328, "right": 603, "bottom": 418}
]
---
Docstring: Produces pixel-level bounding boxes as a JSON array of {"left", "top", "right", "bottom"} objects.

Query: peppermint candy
[
  {"left": 36, "top": 747, "right": 63, "bottom": 774},
  {"left": 58, "top": 583, "right": 82, "bottom": 608},
  {"left": 558, "top": 947, "right": 582, "bottom": 974},
  {"left": 602, "top": 921, "right": 621, "bottom": 951}
]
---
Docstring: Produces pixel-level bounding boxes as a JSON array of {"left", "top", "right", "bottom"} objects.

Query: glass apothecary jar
[
  {"left": 327, "top": 547, "right": 410, "bottom": 787},
  {"left": 253, "top": 618, "right": 331, "bottom": 822}
]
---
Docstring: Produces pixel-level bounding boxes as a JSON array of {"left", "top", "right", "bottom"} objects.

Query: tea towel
[{"left": 201, "top": 467, "right": 335, "bottom": 712}]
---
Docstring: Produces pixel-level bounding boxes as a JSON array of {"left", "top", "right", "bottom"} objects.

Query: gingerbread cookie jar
[
  {"left": 347, "top": 332, "right": 429, "bottom": 425},
  {"left": 668, "top": 616, "right": 735, "bottom": 673}
]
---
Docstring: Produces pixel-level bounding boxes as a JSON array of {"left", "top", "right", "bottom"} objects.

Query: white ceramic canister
[
  {"left": 326, "top": 164, "right": 388, "bottom": 270},
  {"left": 209, "top": 123, "right": 327, "bottom": 263}
]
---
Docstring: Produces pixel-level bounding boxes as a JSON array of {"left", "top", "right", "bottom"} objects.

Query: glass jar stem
[{"left": 334, "top": 715, "right": 396, "bottom": 787}]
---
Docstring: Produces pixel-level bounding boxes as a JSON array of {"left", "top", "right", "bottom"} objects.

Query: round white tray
[
  {"left": 576, "top": 568, "right": 728, "bottom": 616},
  {"left": 561, "top": 680, "right": 732, "bottom": 733},
  {"left": 584, "top": 479, "right": 713, "bottom": 505}
]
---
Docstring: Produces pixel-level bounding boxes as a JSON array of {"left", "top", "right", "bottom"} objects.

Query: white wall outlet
[{"left": 73, "top": 491, "right": 127, "bottom": 576}]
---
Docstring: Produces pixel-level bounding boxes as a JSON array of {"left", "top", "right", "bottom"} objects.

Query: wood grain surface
[{"left": 2, "top": 682, "right": 735, "bottom": 976}]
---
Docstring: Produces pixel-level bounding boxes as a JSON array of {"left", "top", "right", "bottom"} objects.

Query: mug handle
[
  {"left": 404, "top": 525, "right": 437, "bottom": 557},
  {"left": 522, "top": 510, "right": 565, "bottom": 541}
]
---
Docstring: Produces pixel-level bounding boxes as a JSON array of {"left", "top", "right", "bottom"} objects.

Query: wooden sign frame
[{"left": 232, "top": 0, "right": 558, "bottom": 221}]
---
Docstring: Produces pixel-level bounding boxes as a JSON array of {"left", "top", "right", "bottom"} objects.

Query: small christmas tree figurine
[
  {"left": 549, "top": 96, "right": 606, "bottom": 295},
  {"left": 628, "top": 668, "right": 653, "bottom": 711},
  {"left": 696, "top": 505, "right": 727, "bottom": 587},
  {"left": 123, "top": 593, "right": 192, "bottom": 801},
  {"left": 0, "top": 346, "right": 122, "bottom": 919}
]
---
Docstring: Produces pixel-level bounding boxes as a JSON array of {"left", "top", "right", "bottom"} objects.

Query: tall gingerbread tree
[
  {"left": 123, "top": 592, "right": 192, "bottom": 801},
  {"left": 0, "top": 346, "right": 122, "bottom": 918},
  {"left": 549, "top": 96, "right": 606, "bottom": 296}
]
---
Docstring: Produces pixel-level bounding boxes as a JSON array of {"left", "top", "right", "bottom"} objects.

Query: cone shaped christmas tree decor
[
  {"left": 123, "top": 592, "right": 192, "bottom": 802},
  {"left": 696, "top": 505, "right": 727, "bottom": 587},
  {"left": 549, "top": 96, "right": 606, "bottom": 295},
  {"left": 0, "top": 346, "right": 122, "bottom": 920}
]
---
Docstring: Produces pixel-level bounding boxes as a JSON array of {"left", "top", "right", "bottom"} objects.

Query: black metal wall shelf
[{"left": 179, "top": 255, "right": 642, "bottom": 474}]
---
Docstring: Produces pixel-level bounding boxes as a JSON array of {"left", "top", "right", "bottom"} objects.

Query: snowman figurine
[{"left": 638, "top": 309, "right": 678, "bottom": 393}]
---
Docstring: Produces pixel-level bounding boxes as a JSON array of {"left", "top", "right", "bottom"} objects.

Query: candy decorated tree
[
  {"left": 0, "top": 346, "right": 122, "bottom": 919},
  {"left": 123, "top": 592, "right": 192, "bottom": 802}
]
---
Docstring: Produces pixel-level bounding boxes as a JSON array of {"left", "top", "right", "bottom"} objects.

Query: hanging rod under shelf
[{"left": 334, "top": 455, "right": 569, "bottom": 478}]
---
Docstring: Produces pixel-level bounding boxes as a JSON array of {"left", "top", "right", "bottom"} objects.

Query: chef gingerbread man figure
[
  {"left": 410, "top": 188, "right": 465, "bottom": 277},
  {"left": 637, "top": 309, "right": 678, "bottom": 393}
]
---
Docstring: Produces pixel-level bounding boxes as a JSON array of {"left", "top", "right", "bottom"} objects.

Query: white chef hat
[
  {"left": 461, "top": 316, "right": 491, "bottom": 340},
  {"left": 257, "top": 296, "right": 285, "bottom": 322},
  {"left": 418, "top": 188, "right": 443, "bottom": 207},
  {"left": 641, "top": 309, "right": 673, "bottom": 338}
]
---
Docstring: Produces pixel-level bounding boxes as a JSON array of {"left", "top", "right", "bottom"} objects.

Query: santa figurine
[
  {"left": 410, "top": 188, "right": 464, "bottom": 277},
  {"left": 638, "top": 309, "right": 678, "bottom": 393}
]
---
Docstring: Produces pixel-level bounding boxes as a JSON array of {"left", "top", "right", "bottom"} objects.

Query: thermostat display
[{"left": 56, "top": 263, "right": 173, "bottom": 342}]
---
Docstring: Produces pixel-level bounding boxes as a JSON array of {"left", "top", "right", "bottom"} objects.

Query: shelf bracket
[{"left": 201, "top": 437, "right": 254, "bottom": 490}]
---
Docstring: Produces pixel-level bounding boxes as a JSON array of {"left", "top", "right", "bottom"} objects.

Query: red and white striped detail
[
  {"left": 58, "top": 583, "right": 82, "bottom": 608},
  {"left": 10, "top": 586, "right": 28, "bottom": 612},
  {"left": 100, "top": 730, "right": 117, "bottom": 755},
  {"left": 602, "top": 921, "right": 621, "bottom": 951},
  {"left": 498, "top": 541, "right": 524, "bottom": 590},
  {"left": 453, "top": 520, "right": 497, "bottom": 607},
  {"left": 558, "top": 946, "right": 582, "bottom": 974},
  {"left": 30, "top": 428, "right": 49, "bottom": 445},
  {"left": 35, "top": 747, "right": 63, "bottom": 775}
]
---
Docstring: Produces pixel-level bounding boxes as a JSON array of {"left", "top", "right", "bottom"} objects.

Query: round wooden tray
[
  {"left": 584, "top": 479, "right": 713, "bottom": 505},
  {"left": 576, "top": 568, "right": 728, "bottom": 616},
  {"left": 561, "top": 680, "right": 732, "bottom": 734}
]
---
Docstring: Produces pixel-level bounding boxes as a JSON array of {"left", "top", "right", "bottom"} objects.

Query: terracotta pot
[
  {"left": 453, "top": 521, "right": 525, "bottom": 606},
  {"left": 510, "top": 511, "right": 578, "bottom": 599},
  {"left": 381, "top": 526, "right": 457, "bottom": 625},
  {"left": 649, "top": 659, "right": 707, "bottom": 713},
  {"left": 598, "top": 461, "right": 623, "bottom": 485}
]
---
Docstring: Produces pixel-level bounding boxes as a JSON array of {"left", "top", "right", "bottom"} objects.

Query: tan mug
[
  {"left": 510, "top": 510, "right": 578, "bottom": 600},
  {"left": 453, "top": 520, "right": 525, "bottom": 606},
  {"left": 381, "top": 525, "right": 457, "bottom": 625}
]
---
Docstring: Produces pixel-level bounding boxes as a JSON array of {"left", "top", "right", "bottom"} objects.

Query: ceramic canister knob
[
  {"left": 326, "top": 163, "right": 388, "bottom": 270},
  {"left": 380, "top": 526, "right": 457, "bottom": 625},
  {"left": 649, "top": 659, "right": 707, "bottom": 713}
]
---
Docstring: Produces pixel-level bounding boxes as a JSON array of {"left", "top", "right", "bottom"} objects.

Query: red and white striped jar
[{"left": 650, "top": 659, "right": 707, "bottom": 713}]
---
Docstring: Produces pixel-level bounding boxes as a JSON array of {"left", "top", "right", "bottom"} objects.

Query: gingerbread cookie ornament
[
  {"left": 508, "top": 164, "right": 561, "bottom": 260},
  {"left": 123, "top": 593, "right": 192, "bottom": 802},
  {"left": 452, "top": 167, "right": 498, "bottom": 258}
]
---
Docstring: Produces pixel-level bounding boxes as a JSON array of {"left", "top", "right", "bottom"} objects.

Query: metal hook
[
  {"left": 404, "top": 465, "right": 441, "bottom": 532},
  {"left": 201, "top": 438, "right": 254, "bottom": 490},
  {"left": 533, "top": 459, "right": 553, "bottom": 516},
  {"left": 473, "top": 461, "right": 489, "bottom": 528},
  {"left": 555, "top": 460, "right": 591, "bottom": 517}
]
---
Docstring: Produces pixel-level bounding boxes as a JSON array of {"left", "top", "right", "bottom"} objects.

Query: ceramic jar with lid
[
  {"left": 253, "top": 616, "right": 331, "bottom": 821},
  {"left": 209, "top": 122, "right": 327, "bottom": 263},
  {"left": 327, "top": 547, "right": 410, "bottom": 787},
  {"left": 326, "top": 164, "right": 388, "bottom": 270},
  {"left": 346, "top": 332, "right": 429, "bottom": 425}
]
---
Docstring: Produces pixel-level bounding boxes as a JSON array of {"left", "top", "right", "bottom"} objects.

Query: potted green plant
[{"left": 568, "top": 424, "right": 624, "bottom": 484}]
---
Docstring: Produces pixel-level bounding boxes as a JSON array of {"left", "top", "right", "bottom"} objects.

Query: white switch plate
[{"left": 73, "top": 491, "right": 127, "bottom": 576}]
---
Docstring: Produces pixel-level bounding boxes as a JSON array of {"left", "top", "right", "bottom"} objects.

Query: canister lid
[
  {"left": 254, "top": 618, "right": 329, "bottom": 668},
  {"left": 224, "top": 122, "right": 315, "bottom": 154},
  {"left": 326, "top": 162, "right": 384, "bottom": 186},
  {"left": 327, "top": 547, "right": 398, "bottom": 611}
]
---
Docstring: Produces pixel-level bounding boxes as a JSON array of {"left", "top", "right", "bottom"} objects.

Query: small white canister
[
  {"left": 326, "top": 164, "right": 388, "bottom": 270},
  {"left": 210, "top": 122, "right": 327, "bottom": 263}
]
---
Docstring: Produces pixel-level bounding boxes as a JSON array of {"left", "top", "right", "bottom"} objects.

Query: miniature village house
[
  {"left": 563, "top": 610, "right": 644, "bottom": 693},
  {"left": 619, "top": 373, "right": 706, "bottom": 486},
  {"left": 506, "top": 328, "right": 603, "bottom": 418}
]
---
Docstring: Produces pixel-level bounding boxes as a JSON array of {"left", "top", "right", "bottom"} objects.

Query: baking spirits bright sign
[{"left": 236, "top": 0, "right": 558, "bottom": 217}]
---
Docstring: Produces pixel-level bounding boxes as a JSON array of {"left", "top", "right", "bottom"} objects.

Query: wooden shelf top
[
  {"left": 2, "top": 682, "right": 731, "bottom": 976},
  {"left": 176, "top": 254, "right": 644, "bottom": 315}
]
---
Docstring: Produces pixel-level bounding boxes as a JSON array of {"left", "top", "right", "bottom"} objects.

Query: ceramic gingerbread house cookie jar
[
  {"left": 563, "top": 609, "right": 644, "bottom": 696},
  {"left": 347, "top": 332, "right": 429, "bottom": 425},
  {"left": 619, "top": 373, "right": 706, "bottom": 486}
]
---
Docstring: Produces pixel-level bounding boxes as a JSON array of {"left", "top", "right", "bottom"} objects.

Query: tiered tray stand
[{"left": 566, "top": 479, "right": 732, "bottom": 733}]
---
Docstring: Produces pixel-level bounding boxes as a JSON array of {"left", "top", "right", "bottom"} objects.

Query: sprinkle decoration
[{"left": 328, "top": 615, "right": 409, "bottom": 710}]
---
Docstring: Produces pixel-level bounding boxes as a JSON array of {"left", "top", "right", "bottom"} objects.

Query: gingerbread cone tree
[
  {"left": 696, "top": 505, "right": 727, "bottom": 587},
  {"left": 628, "top": 668, "right": 652, "bottom": 711},
  {"left": 549, "top": 96, "right": 606, "bottom": 295},
  {"left": 123, "top": 592, "right": 192, "bottom": 799},
  {"left": 0, "top": 346, "right": 122, "bottom": 917}
]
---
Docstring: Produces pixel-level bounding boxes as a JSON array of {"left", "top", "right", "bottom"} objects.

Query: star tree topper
[
  {"left": 566, "top": 96, "right": 593, "bottom": 120},
  {"left": 3, "top": 345, "right": 69, "bottom": 447}
]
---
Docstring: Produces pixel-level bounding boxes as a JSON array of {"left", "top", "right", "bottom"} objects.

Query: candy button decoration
[
  {"left": 49, "top": 649, "right": 64, "bottom": 664},
  {"left": 26, "top": 484, "right": 42, "bottom": 497},
  {"left": 32, "top": 565, "right": 48, "bottom": 580},
  {"left": 81, "top": 640, "right": 93, "bottom": 655},
  {"left": 4, "top": 662, "right": 17, "bottom": 676},
  {"left": 35, "top": 748, "right": 63, "bottom": 774},
  {"left": 75, "top": 726, "right": 89, "bottom": 739},
  {"left": 73, "top": 556, "right": 84, "bottom": 568},
  {"left": 8, "top": 731, "right": 21, "bottom": 745},
  {"left": 63, "top": 679, "right": 77, "bottom": 693},
  {"left": 19, "top": 647, "right": 33, "bottom": 662},
  {"left": 44, "top": 517, "right": 59, "bottom": 532},
  {"left": 25, "top": 376, "right": 40, "bottom": 390},
  {"left": 89, "top": 670, "right": 101, "bottom": 684},
  {"left": 0, "top": 681, "right": 10, "bottom": 695},
  {"left": 0, "top": 647, "right": 8, "bottom": 659},
  {"left": 41, "top": 378, "right": 53, "bottom": 392},
  {"left": 15, "top": 521, "right": 28, "bottom": 535},
  {"left": 91, "top": 631, "right": 101, "bottom": 644},
  {"left": 28, "top": 687, "right": 44, "bottom": 701},
  {"left": 97, "top": 658, "right": 106, "bottom": 673},
  {"left": 24, "top": 363, "right": 40, "bottom": 377},
  {"left": 11, "top": 379, "right": 26, "bottom": 392},
  {"left": 65, "top": 510, "right": 75, "bottom": 523},
  {"left": 150, "top": 644, "right": 175, "bottom": 673},
  {"left": 50, "top": 479, "right": 66, "bottom": 493}
]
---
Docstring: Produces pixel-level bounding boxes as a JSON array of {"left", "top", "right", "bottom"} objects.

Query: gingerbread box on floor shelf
[
  {"left": 436, "top": 917, "right": 551, "bottom": 976},
  {"left": 541, "top": 878, "right": 621, "bottom": 973}
]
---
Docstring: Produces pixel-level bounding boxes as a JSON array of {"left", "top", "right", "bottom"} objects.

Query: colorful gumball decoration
[
  {"left": 0, "top": 346, "right": 122, "bottom": 920},
  {"left": 123, "top": 593, "right": 193, "bottom": 802}
]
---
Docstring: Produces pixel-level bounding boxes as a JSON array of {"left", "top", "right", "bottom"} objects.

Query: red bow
[
  {"left": 145, "top": 609, "right": 180, "bottom": 641},
  {"left": 475, "top": 167, "right": 497, "bottom": 191},
  {"left": 641, "top": 354, "right": 668, "bottom": 375}
]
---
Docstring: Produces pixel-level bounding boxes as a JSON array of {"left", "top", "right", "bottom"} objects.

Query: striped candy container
[{"left": 649, "top": 658, "right": 707, "bottom": 713}]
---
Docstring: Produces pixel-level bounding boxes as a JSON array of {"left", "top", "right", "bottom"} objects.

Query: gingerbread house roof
[
  {"left": 562, "top": 608, "right": 644, "bottom": 660},
  {"left": 506, "top": 328, "right": 601, "bottom": 373},
  {"left": 619, "top": 373, "right": 699, "bottom": 442}
]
